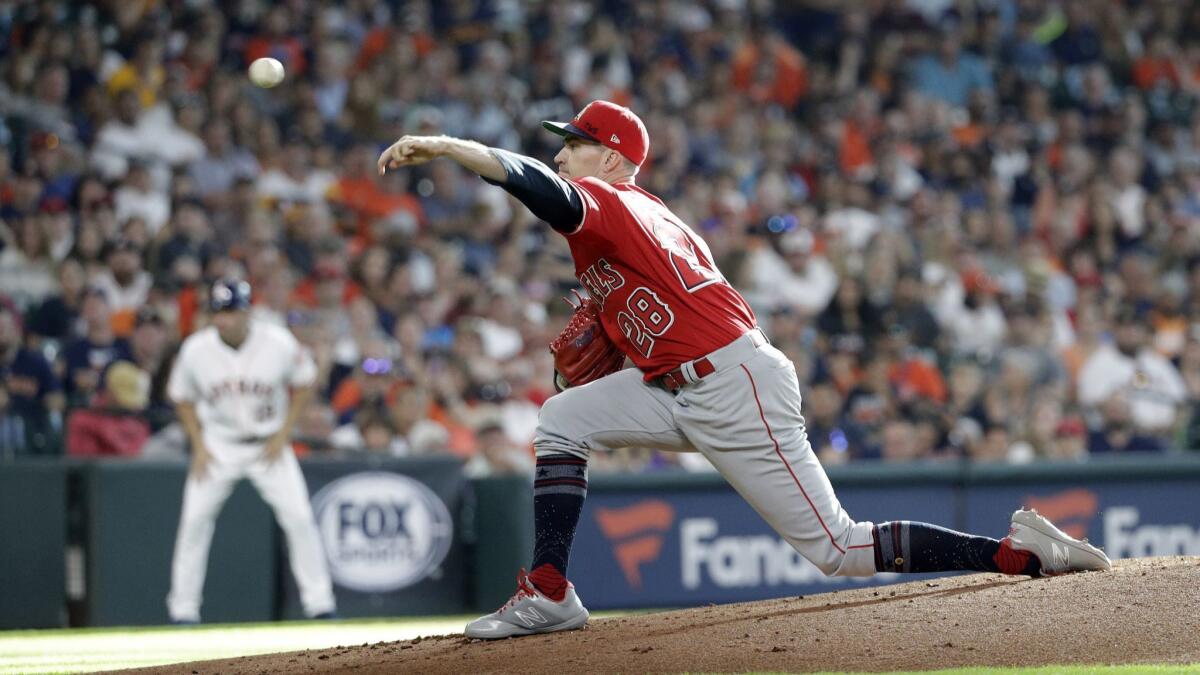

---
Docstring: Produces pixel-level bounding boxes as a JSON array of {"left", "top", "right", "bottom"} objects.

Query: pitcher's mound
[{"left": 145, "top": 556, "right": 1200, "bottom": 673}]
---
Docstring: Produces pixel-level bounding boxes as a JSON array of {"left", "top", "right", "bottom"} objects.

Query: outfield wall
[{"left": 1, "top": 456, "right": 1198, "bottom": 627}]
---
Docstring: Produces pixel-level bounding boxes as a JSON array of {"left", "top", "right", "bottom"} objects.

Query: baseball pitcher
[
  {"left": 165, "top": 279, "right": 336, "bottom": 623},
  {"left": 377, "top": 100, "right": 1111, "bottom": 640}
]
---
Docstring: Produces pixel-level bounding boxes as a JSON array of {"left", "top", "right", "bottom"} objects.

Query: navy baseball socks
[
  {"left": 462, "top": 452, "right": 591, "bottom": 639},
  {"left": 873, "top": 520, "right": 1041, "bottom": 576},
  {"left": 529, "top": 452, "right": 589, "bottom": 601}
]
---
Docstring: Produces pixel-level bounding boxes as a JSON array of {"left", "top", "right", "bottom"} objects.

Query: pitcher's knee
[
  {"left": 790, "top": 519, "right": 877, "bottom": 577},
  {"left": 824, "top": 520, "right": 878, "bottom": 577},
  {"left": 532, "top": 390, "right": 590, "bottom": 458},
  {"left": 808, "top": 551, "right": 844, "bottom": 577}
]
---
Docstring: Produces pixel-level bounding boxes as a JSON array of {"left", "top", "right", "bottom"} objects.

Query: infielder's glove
[{"left": 549, "top": 291, "right": 625, "bottom": 391}]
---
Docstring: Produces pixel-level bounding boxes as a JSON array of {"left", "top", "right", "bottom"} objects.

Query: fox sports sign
[{"left": 312, "top": 472, "right": 454, "bottom": 592}]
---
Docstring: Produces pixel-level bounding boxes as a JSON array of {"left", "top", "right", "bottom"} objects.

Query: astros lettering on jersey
[{"left": 168, "top": 321, "right": 316, "bottom": 446}]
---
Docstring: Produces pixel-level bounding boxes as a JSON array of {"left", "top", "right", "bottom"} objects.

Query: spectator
[
  {"left": 26, "top": 257, "right": 87, "bottom": 342},
  {"left": 803, "top": 378, "right": 852, "bottom": 466},
  {"left": 1087, "top": 396, "right": 1169, "bottom": 454},
  {"left": 106, "top": 35, "right": 166, "bottom": 108},
  {"left": 390, "top": 385, "right": 450, "bottom": 456},
  {"left": 292, "top": 400, "right": 337, "bottom": 457},
  {"left": 65, "top": 361, "right": 150, "bottom": 457},
  {"left": 89, "top": 89, "right": 157, "bottom": 181},
  {"left": 128, "top": 306, "right": 172, "bottom": 429},
  {"left": 113, "top": 161, "right": 170, "bottom": 236},
  {"left": 188, "top": 119, "right": 260, "bottom": 200},
  {"left": 942, "top": 267, "right": 1007, "bottom": 358},
  {"left": 463, "top": 418, "right": 534, "bottom": 478},
  {"left": 879, "top": 419, "right": 923, "bottom": 463},
  {"left": 331, "top": 403, "right": 404, "bottom": 457},
  {"left": 256, "top": 143, "right": 334, "bottom": 207},
  {"left": 0, "top": 216, "right": 60, "bottom": 311},
  {"left": 909, "top": 30, "right": 994, "bottom": 108},
  {"left": 879, "top": 270, "right": 940, "bottom": 351},
  {"left": 90, "top": 237, "right": 152, "bottom": 329},
  {"left": 329, "top": 344, "right": 401, "bottom": 425},
  {"left": 1077, "top": 308, "right": 1186, "bottom": 437},
  {"left": 747, "top": 228, "right": 838, "bottom": 317},
  {"left": 0, "top": 305, "right": 63, "bottom": 455},
  {"left": 59, "top": 288, "right": 132, "bottom": 406}
]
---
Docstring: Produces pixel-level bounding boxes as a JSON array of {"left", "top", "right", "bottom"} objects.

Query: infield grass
[{"left": 0, "top": 620, "right": 1193, "bottom": 675}]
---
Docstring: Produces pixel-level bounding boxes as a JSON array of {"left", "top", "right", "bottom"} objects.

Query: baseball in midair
[{"left": 248, "top": 57, "right": 285, "bottom": 88}]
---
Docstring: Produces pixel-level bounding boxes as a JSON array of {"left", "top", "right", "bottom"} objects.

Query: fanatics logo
[
  {"left": 610, "top": 134, "right": 621, "bottom": 144},
  {"left": 595, "top": 500, "right": 675, "bottom": 588}
]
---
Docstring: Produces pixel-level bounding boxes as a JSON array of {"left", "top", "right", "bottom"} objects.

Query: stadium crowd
[{"left": 3, "top": 0, "right": 1200, "bottom": 471}]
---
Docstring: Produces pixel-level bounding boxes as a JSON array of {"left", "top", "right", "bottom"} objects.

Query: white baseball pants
[
  {"left": 167, "top": 445, "right": 336, "bottom": 621},
  {"left": 535, "top": 330, "right": 878, "bottom": 578}
]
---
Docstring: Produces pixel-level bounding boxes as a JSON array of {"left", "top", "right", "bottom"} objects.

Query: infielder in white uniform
[
  {"left": 166, "top": 279, "right": 336, "bottom": 623},
  {"left": 376, "top": 100, "right": 1113, "bottom": 640}
]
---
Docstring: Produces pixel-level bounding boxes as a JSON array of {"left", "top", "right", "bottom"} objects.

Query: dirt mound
[{"left": 136, "top": 557, "right": 1200, "bottom": 674}]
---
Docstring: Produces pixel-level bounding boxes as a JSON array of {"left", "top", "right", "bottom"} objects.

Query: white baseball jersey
[
  {"left": 165, "top": 319, "right": 335, "bottom": 623},
  {"left": 168, "top": 321, "right": 316, "bottom": 448}
]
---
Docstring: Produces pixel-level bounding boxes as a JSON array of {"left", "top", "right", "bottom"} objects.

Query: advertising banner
[
  {"left": 279, "top": 457, "right": 468, "bottom": 618},
  {"left": 571, "top": 482, "right": 957, "bottom": 609}
]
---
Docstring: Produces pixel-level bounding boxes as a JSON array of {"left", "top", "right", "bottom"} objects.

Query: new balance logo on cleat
[
  {"left": 513, "top": 607, "right": 548, "bottom": 627},
  {"left": 1052, "top": 542, "right": 1070, "bottom": 570}
]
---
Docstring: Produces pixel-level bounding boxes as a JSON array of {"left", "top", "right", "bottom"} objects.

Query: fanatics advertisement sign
[
  {"left": 571, "top": 473, "right": 1200, "bottom": 609},
  {"left": 570, "top": 484, "right": 954, "bottom": 609}
]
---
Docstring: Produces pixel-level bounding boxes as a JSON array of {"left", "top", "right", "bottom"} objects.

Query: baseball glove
[{"left": 549, "top": 291, "right": 625, "bottom": 391}]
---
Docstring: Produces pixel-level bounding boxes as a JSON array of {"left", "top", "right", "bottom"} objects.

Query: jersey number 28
[{"left": 617, "top": 287, "right": 674, "bottom": 358}]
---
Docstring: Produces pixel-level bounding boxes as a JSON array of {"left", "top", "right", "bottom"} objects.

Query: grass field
[
  {"left": 0, "top": 619, "right": 1194, "bottom": 675},
  {"left": 0, "top": 617, "right": 477, "bottom": 674}
]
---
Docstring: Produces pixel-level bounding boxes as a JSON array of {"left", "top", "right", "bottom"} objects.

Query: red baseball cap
[{"left": 542, "top": 100, "right": 650, "bottom": 167}]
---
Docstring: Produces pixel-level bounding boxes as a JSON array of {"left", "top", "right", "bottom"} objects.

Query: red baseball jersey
[{"left": 564, "top": 177, "right": 757, "bottom": 379}]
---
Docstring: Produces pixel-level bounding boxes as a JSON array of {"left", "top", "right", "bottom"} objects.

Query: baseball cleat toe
[{"left": 1006, "top": 508, "right": 1112, "bottom": 575}]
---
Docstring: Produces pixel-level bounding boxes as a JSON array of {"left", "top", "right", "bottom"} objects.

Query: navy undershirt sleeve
[{"left": 483, "top": 149, "right": 584, "bottom": 232}]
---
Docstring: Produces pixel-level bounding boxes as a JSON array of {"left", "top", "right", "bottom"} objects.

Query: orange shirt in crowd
[
  {"left": 326, "top": 176, "right": 424, "bottom": 242},
  {"left": 427, "top": 403, "right": 478, "bottom": 459},
  {"left": 354, "top": 28, "right": 436, "bottom": 72},
  {"left": 890, "top": 357, "right": 947, "bottom": 404},
  {"left": 330, "top": 377, "right": 406, "bottom": 418},
  {"left": 176, "top": 286, "right": 201, "bottom": 338},
  {"left": 840, "top": 120, "right": 874, "bottom": 176},
  {"left": 732, "top": 40, "right": 808, "bottom": 108},
  {"left": 290, "top": 277, "right": 362, "bottom": 308},
  {"left": 1132, "top": 57, "right": 1180, "bottom": 91}
]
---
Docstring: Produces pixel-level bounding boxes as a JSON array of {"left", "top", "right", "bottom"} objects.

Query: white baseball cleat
[
  {"left": 465, "top": 569, "right": 590, "bottom": 639},
  {"left": 1007, "top": 508, "right": 1112, "bottom": 575}
]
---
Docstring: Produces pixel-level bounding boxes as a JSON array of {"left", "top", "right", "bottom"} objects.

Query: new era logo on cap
[{"left": 542, "top": 100, "right": 649, "bottom": 166}]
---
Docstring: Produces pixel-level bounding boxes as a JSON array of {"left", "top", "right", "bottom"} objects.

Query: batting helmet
[{"left": 209, "top": 278, "right": 252, "bottom": 312}]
